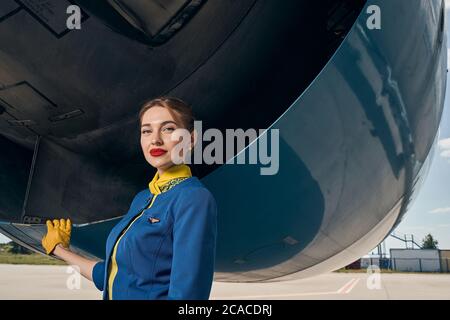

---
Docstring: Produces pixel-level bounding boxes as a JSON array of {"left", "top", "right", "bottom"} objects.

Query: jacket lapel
[{"left": 102, "top": 191, "right": 154, "bottom": 299}]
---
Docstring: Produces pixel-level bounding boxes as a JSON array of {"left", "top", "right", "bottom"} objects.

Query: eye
[
  {"left": 141, "top": 129, "right": 151, "bottom": 134},
  {"left": 162, "top": 126, "right": 175, "bottom": 132}
]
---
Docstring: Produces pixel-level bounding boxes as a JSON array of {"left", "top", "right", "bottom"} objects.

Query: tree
[
  {"left": 7, "top": 241, "right": 32, "bottom": 254},
  {"left": 421, "top": 234, "right": 439, "bottom": 249}
]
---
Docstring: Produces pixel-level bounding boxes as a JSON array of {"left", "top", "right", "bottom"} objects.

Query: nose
[{"left": 150, "top": 129, "right": 163, "bottom": 146}]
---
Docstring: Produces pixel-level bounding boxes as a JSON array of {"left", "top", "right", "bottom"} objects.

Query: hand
[{"left": 41, "top": 219, "right": 72, "bottom": 255}]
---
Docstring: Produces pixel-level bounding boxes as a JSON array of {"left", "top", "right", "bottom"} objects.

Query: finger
[
  {"left": 66, "top": 219, "right": 72, "bottom": 233},
  {"left": 60, "top": 219, "right": 65, "bottom": 230},
  {"left": 53, "top": 219, "right": 60, "bottom": 228},
  {"left": 46, "top": 220, "right": 53, "bottom": 230},
  {"left": 41, "top": 236, "right": 49, "bottom": 254}
]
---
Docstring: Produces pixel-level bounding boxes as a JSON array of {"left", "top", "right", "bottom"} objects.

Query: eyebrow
[{"left": 141, "top": 120, "right": 178, "bottom": 128}]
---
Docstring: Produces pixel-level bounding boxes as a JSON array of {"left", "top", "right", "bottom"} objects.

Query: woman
[{"left": 41, "top": 97, "right": 218, "bottom": 300}]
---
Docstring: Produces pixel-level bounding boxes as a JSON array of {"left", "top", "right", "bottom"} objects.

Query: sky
[
  {"left": 379, "top": 1, "right": 450, "bottom": 253},
  {"left": 0, "top": 234, "right": 7, "bottom": 243},
  {"left": 1, "top": 3, "right": 450, "bottom": 251}
]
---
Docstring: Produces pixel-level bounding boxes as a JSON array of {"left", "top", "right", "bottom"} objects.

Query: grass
[{"left": 0, "top": 251, "right": 66, "bottom": 265}]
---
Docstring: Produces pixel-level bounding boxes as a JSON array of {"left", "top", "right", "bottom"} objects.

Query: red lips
[{"left": 150, "top": 148, "right": 167, "bottom": 157}]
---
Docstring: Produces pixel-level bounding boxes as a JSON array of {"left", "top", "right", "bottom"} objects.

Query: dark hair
[{"left": 139, "top": 96, "right": 195, "bottom": 132}]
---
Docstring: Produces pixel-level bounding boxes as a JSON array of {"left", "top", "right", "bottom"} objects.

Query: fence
[{"left": 359, "top": 258, "right": 450, "bottom": 273}]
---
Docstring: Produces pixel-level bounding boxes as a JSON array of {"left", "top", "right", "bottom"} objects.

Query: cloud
[
  {"left": 438, "top": 138, "right": 450, "bottom": 161},
  {"left": 440, "top": 138, "right": 450, "bottom": 149},
  {"left": 429, "top": 207, "right": 450, "bottom": 214}
]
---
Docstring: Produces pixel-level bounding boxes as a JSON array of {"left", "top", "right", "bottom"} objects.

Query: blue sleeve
[
  {"left": 92, "top": 260, "right": 105, "bottom": 291},
  {"left": 168, "top": 188, "right": 218, "bottom": 300}
]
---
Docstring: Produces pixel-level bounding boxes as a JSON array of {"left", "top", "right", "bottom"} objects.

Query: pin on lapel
[{"left": 148, "top": 217, "right": 160, "bottom": 224}]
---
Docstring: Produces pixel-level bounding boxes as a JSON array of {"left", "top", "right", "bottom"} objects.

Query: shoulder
[
  {"left": 171, "top": 177, "right": 218, "bottom": 216},
  {"left": 175, "top": 177, "right": 216, "bottom": 204}
]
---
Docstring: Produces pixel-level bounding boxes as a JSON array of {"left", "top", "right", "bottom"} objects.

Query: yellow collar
[{"left": 149, "top": 164, "right": 192, "bottom": 195}]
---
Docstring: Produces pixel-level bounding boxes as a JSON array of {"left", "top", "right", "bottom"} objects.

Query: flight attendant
[{"left": 41, "top": 97, "right": 218, "bottom": 300}]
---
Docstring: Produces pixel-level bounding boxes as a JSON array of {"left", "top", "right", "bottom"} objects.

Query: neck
[{"left": 157, "top": 164, "right": 173, "bottom": 177}]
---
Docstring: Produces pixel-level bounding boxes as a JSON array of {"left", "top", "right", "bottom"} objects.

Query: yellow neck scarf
[{"left": 149, "top": 164, "right": 192, "bottom": 195}]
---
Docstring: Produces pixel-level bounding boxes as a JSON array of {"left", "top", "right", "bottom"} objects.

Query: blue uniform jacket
[{"left": 91, "top": 176, "right": 218, "bottom": 300}]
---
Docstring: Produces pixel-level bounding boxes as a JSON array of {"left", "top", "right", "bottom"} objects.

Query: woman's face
[{"left": 140, "top": 106, "right": 191, "bottom": 173}]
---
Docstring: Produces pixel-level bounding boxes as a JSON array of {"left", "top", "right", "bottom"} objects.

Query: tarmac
[{"left": 0, "top": 264, "right": 449, "bottom": 300}]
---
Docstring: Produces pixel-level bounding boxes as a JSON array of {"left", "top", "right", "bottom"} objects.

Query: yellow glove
[{"left": 41, "top": 219, "right": 72, "bottom": 255}]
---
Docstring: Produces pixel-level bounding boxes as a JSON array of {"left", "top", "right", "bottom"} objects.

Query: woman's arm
[
  {"left": 53, "top": 244, "right": 98, "bottom": 281},
  {"left": 42, "top": 219, "right": 105, "bottom": 289}
]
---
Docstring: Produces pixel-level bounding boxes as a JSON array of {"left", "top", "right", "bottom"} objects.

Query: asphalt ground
[{"left": 0, "top": 265, "right": 449, "bottom": 300}]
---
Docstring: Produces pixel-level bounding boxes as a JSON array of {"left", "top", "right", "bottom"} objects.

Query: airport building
[{"left": 356, "top": 249, "right": 450, "bottom": 273}]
